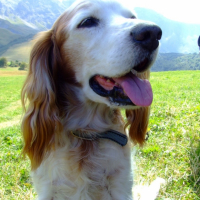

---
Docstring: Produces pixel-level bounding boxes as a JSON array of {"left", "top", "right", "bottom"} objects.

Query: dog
[{"left": 21, "top": 0, "right": 162, "bottom": 199}]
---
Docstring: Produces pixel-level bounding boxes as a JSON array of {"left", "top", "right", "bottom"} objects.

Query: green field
[{"left": 0, "top": 68, "right": 200, "bottom": 199}]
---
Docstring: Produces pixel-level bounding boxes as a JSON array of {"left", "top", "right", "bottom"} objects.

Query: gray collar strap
[{"left": 72, "top": 130, "right": 128, "bottom": 146}]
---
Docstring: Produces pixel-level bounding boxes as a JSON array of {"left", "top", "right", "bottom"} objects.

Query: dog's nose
[{"left": 131, "top": 23, "right": 162, "bottom": 52}]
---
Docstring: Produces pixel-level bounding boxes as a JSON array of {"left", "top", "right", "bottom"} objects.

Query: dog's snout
[{"left": 131, "top": 23, "right": 162, "bottom": 51}]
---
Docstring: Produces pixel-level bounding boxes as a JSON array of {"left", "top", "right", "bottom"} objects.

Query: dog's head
[
  {"left": 58, "top": 0, "right": 161, "bottom": 108},
  {"left": 21, "top": 0, "right": 162, "bottom": 169}
]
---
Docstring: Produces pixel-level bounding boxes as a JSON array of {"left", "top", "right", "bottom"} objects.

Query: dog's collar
[{"left": 71, "top": 130, "right": 128, "bottom": 146}]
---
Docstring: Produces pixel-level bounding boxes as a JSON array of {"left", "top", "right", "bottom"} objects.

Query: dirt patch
[
  {"left": 0, "top": 118, "right": 21, "bottom": 129},
  {"left": 0, "top": 71, "right": 27, "bottom": 76},
  {"left": 0, "top": 101, "right": 22, "bottom": 128}
]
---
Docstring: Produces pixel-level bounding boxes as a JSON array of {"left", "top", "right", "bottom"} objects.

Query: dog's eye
[{"left": 78, "top": 17, "right": 99, "bottom": 28}]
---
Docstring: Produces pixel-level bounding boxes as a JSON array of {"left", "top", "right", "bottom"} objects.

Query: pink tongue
[{"left": 113, "top": 74, "right": 153, "bottom": 106}]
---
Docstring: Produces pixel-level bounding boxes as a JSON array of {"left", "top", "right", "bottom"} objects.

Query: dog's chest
[
  {"left": 83, "top": 141, "right": 127, "bottom": 178},
  {"left": 33, "top": 140, "right": 131, "bottom": 199},
  {"left": 70, "top": 139, "right": 130, "bottom": 179}
]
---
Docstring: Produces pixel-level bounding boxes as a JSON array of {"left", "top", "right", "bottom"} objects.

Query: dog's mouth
[{"left": 89, "top": 58, "right": 153, "bottom": 106}]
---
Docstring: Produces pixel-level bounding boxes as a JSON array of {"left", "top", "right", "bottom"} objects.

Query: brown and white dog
[{"left": 21, "top": 0, "right": 162, "bottom": 199}]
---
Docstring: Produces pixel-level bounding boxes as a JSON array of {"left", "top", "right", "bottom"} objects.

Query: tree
[
  {"left": 18, "top": 62, "right": 28, "bottom": 70},
  {"left": 0, "top": 57, "right": 7, "bottom": 68},
  {"left": 9, "top": 61, "right": 14, "bottom": 67}
]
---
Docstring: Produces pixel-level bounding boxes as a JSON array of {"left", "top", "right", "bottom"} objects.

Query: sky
[
  {"left": 119, "top": 0, "right": 200, "bottom": 24},
  {"left": 61, "top": 0, "right": 200, "bottom": 24}
]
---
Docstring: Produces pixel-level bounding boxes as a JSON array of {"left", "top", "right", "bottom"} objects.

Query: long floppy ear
[
  {"left": 125, "top": 70, "right": 151, "bottom": 145},
  {"left": 21, "top": 30, "right": 62, "bottom": 170}
]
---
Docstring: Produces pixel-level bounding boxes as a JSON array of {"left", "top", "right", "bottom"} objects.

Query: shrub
[
  {"left": 0, "top": 57, "right": 7, "bottom": 68},
  {"left": 18, "top": 62, "right": 28, "bottom": 71}
]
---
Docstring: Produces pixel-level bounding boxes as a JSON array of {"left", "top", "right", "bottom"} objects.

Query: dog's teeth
[
  {"left": 107, "top": 79, "right": 111, "bottom": 83},
  {"left": 131, "top": 69, "right": 138, "bottom": 76},
  {"left": 99, "top": 75, "right": 103, "bottom": 78}
]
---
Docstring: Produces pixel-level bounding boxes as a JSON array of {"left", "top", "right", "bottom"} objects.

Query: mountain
[
  {"left": 0, "top": 0, "right": 74, "bottom": 29},
  {"left": 0, "top": 0, "right": 200, "bottom": 60},
  {"left": 0, "top": 0, "right": 72, "bottom": 55},
  {"left": 0, "top": 18, "right": 37, "bottom": 55},
  {"left": 152, "top": 53, "right": 200, "bottom": 71},
  {"left": 134, "top": 7, "right": 200, "bottom": 54}
]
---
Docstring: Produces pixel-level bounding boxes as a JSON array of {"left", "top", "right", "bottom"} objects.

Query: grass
[
  {"left": 0, "top": 68, "right": 34, "bottom": 199},
  {"left": 0, "top": 68, "right": 26, "bottom": 124},
  {"left": 134, "top": 71, "right": 200, "bottom": 199},
  {"left": 0, "top": 68, "right": 200, "bottom": 199}
]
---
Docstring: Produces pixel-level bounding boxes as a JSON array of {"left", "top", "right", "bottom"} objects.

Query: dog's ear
[
  {"left": 125, "top": 70, "right": 151, "bottom": 145},
  {"left": 21, "top": 30, "right": 62, "bottom": 170},
  {"left": 125, "top": 107, "right": 150, "bottom": 145}
]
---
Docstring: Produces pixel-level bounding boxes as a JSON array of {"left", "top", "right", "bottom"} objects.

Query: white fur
[
  {"left": 33, "top": 133, "right": 133, "bottom": 200},
  {"left": 63, "top": 0, "right": 158, "bottom": 107}
]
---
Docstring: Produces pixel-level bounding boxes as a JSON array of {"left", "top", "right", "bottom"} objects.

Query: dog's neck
[
  {"left": 56, "top": 84, "right": 124, "bottom": 133},
  {"left": 62, "top": 100, "right": 124, "bottom": 133},
  {"left": 71, "top": 129, "right": 128, "bottom": 146}
]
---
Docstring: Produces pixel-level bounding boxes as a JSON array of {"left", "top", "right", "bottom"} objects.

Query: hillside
[
  {"left": 0, "top": 18, "right": 38, "bottom": 35},
  {"left": 0, "top": 28, "right": 20, "bottom": 46},
  {"left": 1, "top": 40, "right": 32, "bottom": 62},
  {"left": 0, "top": 18, "right": 38, "bottom": 55},
  {"left": 0, "top": 33, "right": 34, "bottom": 56},
  {"left": 152, "top": 53, "right": 200, "bottom": 71},
  {"left": 0, "top": 0, "right": 71, "bottom": 56},
  {"left": 0, "top": 0, "right": 74, "bottom": 29}
]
